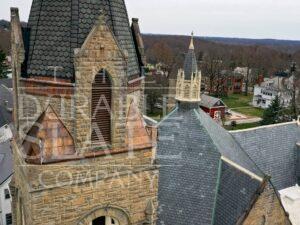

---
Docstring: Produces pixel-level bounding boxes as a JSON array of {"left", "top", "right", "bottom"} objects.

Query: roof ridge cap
[
  {"left": 221, "top": 156, "right": 264, "bottom": 182},
  {"left": 157, "top": 107, "right": 178, "bottom": 127},
  {"left": 194, "top": 109, "right": 265, "bottom": 176},
  {"left": 229, "top": 121, "right": 297, "bottom": 133},
  {"left": 192, "top": 108, "right": 222, "bottom": 155}
]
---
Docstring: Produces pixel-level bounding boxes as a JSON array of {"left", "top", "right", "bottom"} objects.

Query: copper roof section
[
  {"left": 23, "top": 105, "right": 76, "bottom": 164},
  {"left": 125, "top": 101, "right": 152, "bottom": 149}
]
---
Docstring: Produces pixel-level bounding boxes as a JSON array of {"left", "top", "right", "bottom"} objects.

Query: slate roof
[
  {"left": 157, "top": 102, "right": 264, "bottom": 225},
  {"left": 231, "top": 122, "right": 300, "bottom": 190},
  {"left": 157, "top": 104, "right": 221, "bottom": 225},
  {"left": 214, "top": 160, "right": 262, "bottom": 225},
  {"left": 0, "top": 79, "right": 13, "bottom": 127},
  {"left": 183, "top": 38, "right": 198, "bottom": 80},
  {"left": 0, "top": 78, "right": 12, "bottom": 89},
  {"left": 0, "top": 140, "right": 13, "bottom": 185},
  {"left": 194, "top": 104, "right": 262, "bottom": 176},
  {"left": 24, "top": 0, "right": 140, "bottom": 79},
  {"left": 200, "top": 94, "right": 226, "bottom": 109}
]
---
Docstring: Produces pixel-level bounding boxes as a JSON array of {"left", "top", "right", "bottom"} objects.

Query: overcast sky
[{"left": 2, "top": 0, "right": 300, "bottom": 40}]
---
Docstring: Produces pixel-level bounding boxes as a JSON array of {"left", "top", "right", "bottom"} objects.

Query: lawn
[
  {"left": 222, "top": 94, "right": 253, "bottom": 108},
  {"left": 234, "top": 107, "right": 264, "bottom": 118},
  {"left": 222, "top": 94, "right": 264, "bottom": 118}
]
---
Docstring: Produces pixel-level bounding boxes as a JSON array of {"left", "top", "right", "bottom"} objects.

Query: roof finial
[{"left": 189, "top": 32, "right": 194, "bottom": 50}]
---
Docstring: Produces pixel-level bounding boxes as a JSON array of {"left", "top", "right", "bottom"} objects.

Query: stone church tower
[{"left": 10, "top": 1, "right": 158, "bottom": 224}]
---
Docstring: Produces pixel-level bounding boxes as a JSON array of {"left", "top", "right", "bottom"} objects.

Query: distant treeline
[
  {"left": 1, "top": 19, "right": 300, "bottom": 78},
  {"left": 142, "top": 34, "right": 300, "bottom": 78}
]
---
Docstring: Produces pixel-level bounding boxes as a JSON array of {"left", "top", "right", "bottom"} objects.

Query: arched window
[
  {"left": 192, "top": 84, "right": 198, "bottom": 99},
  {"left": 91, "top": 69, "right": 112, "bottom": 145},
  {"left": 92, "top": 216, "right": 119, "bottom": 225},
  {"left": 184, "top": 84, "right": 190, "bottom": 99}
]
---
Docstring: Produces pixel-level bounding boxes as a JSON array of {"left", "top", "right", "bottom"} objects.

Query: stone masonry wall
[
  {"left": 74, "top": 17, "right": 130, "bottom": 152},
  {"left": 243, "top": 184, "right": 291, "bottom": 225},
  {"left": 11, "top": 9, "right": 156, "bottom": 225},
  {"left": 17, "top": 91, "right": 75, "bottom": 141},
  {"left": 12, "top": 139, "right": 158, "bottom": 225}
]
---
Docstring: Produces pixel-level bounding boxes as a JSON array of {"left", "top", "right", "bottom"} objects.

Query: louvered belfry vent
[{"left": 91, "top": 70, "right": 112, "bottom": 146}]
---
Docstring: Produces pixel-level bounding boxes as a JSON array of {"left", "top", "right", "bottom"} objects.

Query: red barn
[{"left": 199, "top": 94, "right": 227, "bottom": 119}]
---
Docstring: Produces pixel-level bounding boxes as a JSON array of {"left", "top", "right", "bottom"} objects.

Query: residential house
[
  {"left": 234, "top": 67, "right": 251, "bottom": 77},
  {"left": 0, "top": 79, "right": 13, "bottom": 225},
  {"left": 226, "top": 72, "right": 244, "bottom": 94},
  {"left": 253, "top": 76, "right": 293, "bottom": 108},
  {"left": 0, "top": 141, "right": 13, "bottom": 225},
  {"left": 202, "top": 70, "right": 244, "bottom": 96}
]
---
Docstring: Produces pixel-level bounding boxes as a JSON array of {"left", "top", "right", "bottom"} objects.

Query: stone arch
[
  {"left": 77, "top": 206, "right": 131, "bottom": 225},
  {"left": 91, "top": 69, "right": 113, "bottom": 146}
]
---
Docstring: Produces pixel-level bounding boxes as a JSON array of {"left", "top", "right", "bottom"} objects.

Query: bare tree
[{"left": 201, "top": 52, "right": 223, "bottom": 95}]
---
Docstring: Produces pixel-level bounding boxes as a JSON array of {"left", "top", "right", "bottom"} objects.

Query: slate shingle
[
  {"left": 214, "top": 160, "right": 262, "bottom": 225},
  {"left": 231, "top": 123, "right": 300, "bottom": 190},
  {"left": 157, "top": 104, "right": 221, "bottom": 225},
  {"left": 157, "top": 102, "right": 264, "bottom": 225},
  {"left": 24, "top": 0, "right": 140, "bottom": 79},
  {"left": 183, "top": 47, "right": 198, "bottom": 80}
]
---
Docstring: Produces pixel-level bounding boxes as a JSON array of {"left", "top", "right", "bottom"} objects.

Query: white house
[
  {"left": 252, "top": 76, "right": 293, "bottom": 109},
  {"left": 0, "top": 79, "right": 13, "bottom": 225},
  {"left": 234, "top": 67, "right": 251, "bottom": 77},
  {"left": 0, "top": 141, "right": 13, "bottom": 225}
]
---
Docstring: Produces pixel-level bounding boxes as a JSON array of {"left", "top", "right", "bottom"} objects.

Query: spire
[
  {"left": 183, "top": 32, "right": 198, "bottom": 80},
  {"left": 24, "top": 0, "right": 140, "bottom": 79},
  {"left": 175, "top": 32, "right": 202, "bottom": 103},
  {"left": 189, "top": 32, "right": 194, "bottom": 50}
]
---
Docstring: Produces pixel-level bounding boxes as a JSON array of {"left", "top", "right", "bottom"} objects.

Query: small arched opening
[
  {"left": 91, "top": 69, "right": 112, "bottom": 146},
  {"left": 77, "top": 206, "right": 131, "bottom": 225},
  {"left": 92, "top": 216, "right": 119, "bottom": 225}
]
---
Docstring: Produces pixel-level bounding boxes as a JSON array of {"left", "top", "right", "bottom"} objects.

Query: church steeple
[{"left": 175, "top": 33, "right": 201, "bottom": 102}]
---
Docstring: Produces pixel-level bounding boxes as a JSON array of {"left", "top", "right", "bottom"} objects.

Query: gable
[
  {"left": 213, "top": 100, "right": 225, "bottom": 107},
  {"left": 242, "top": 183, "right": 291, "bottom": 225},
  {"left": 23, "top": 105, "right": 76, "bottom": 164}
]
